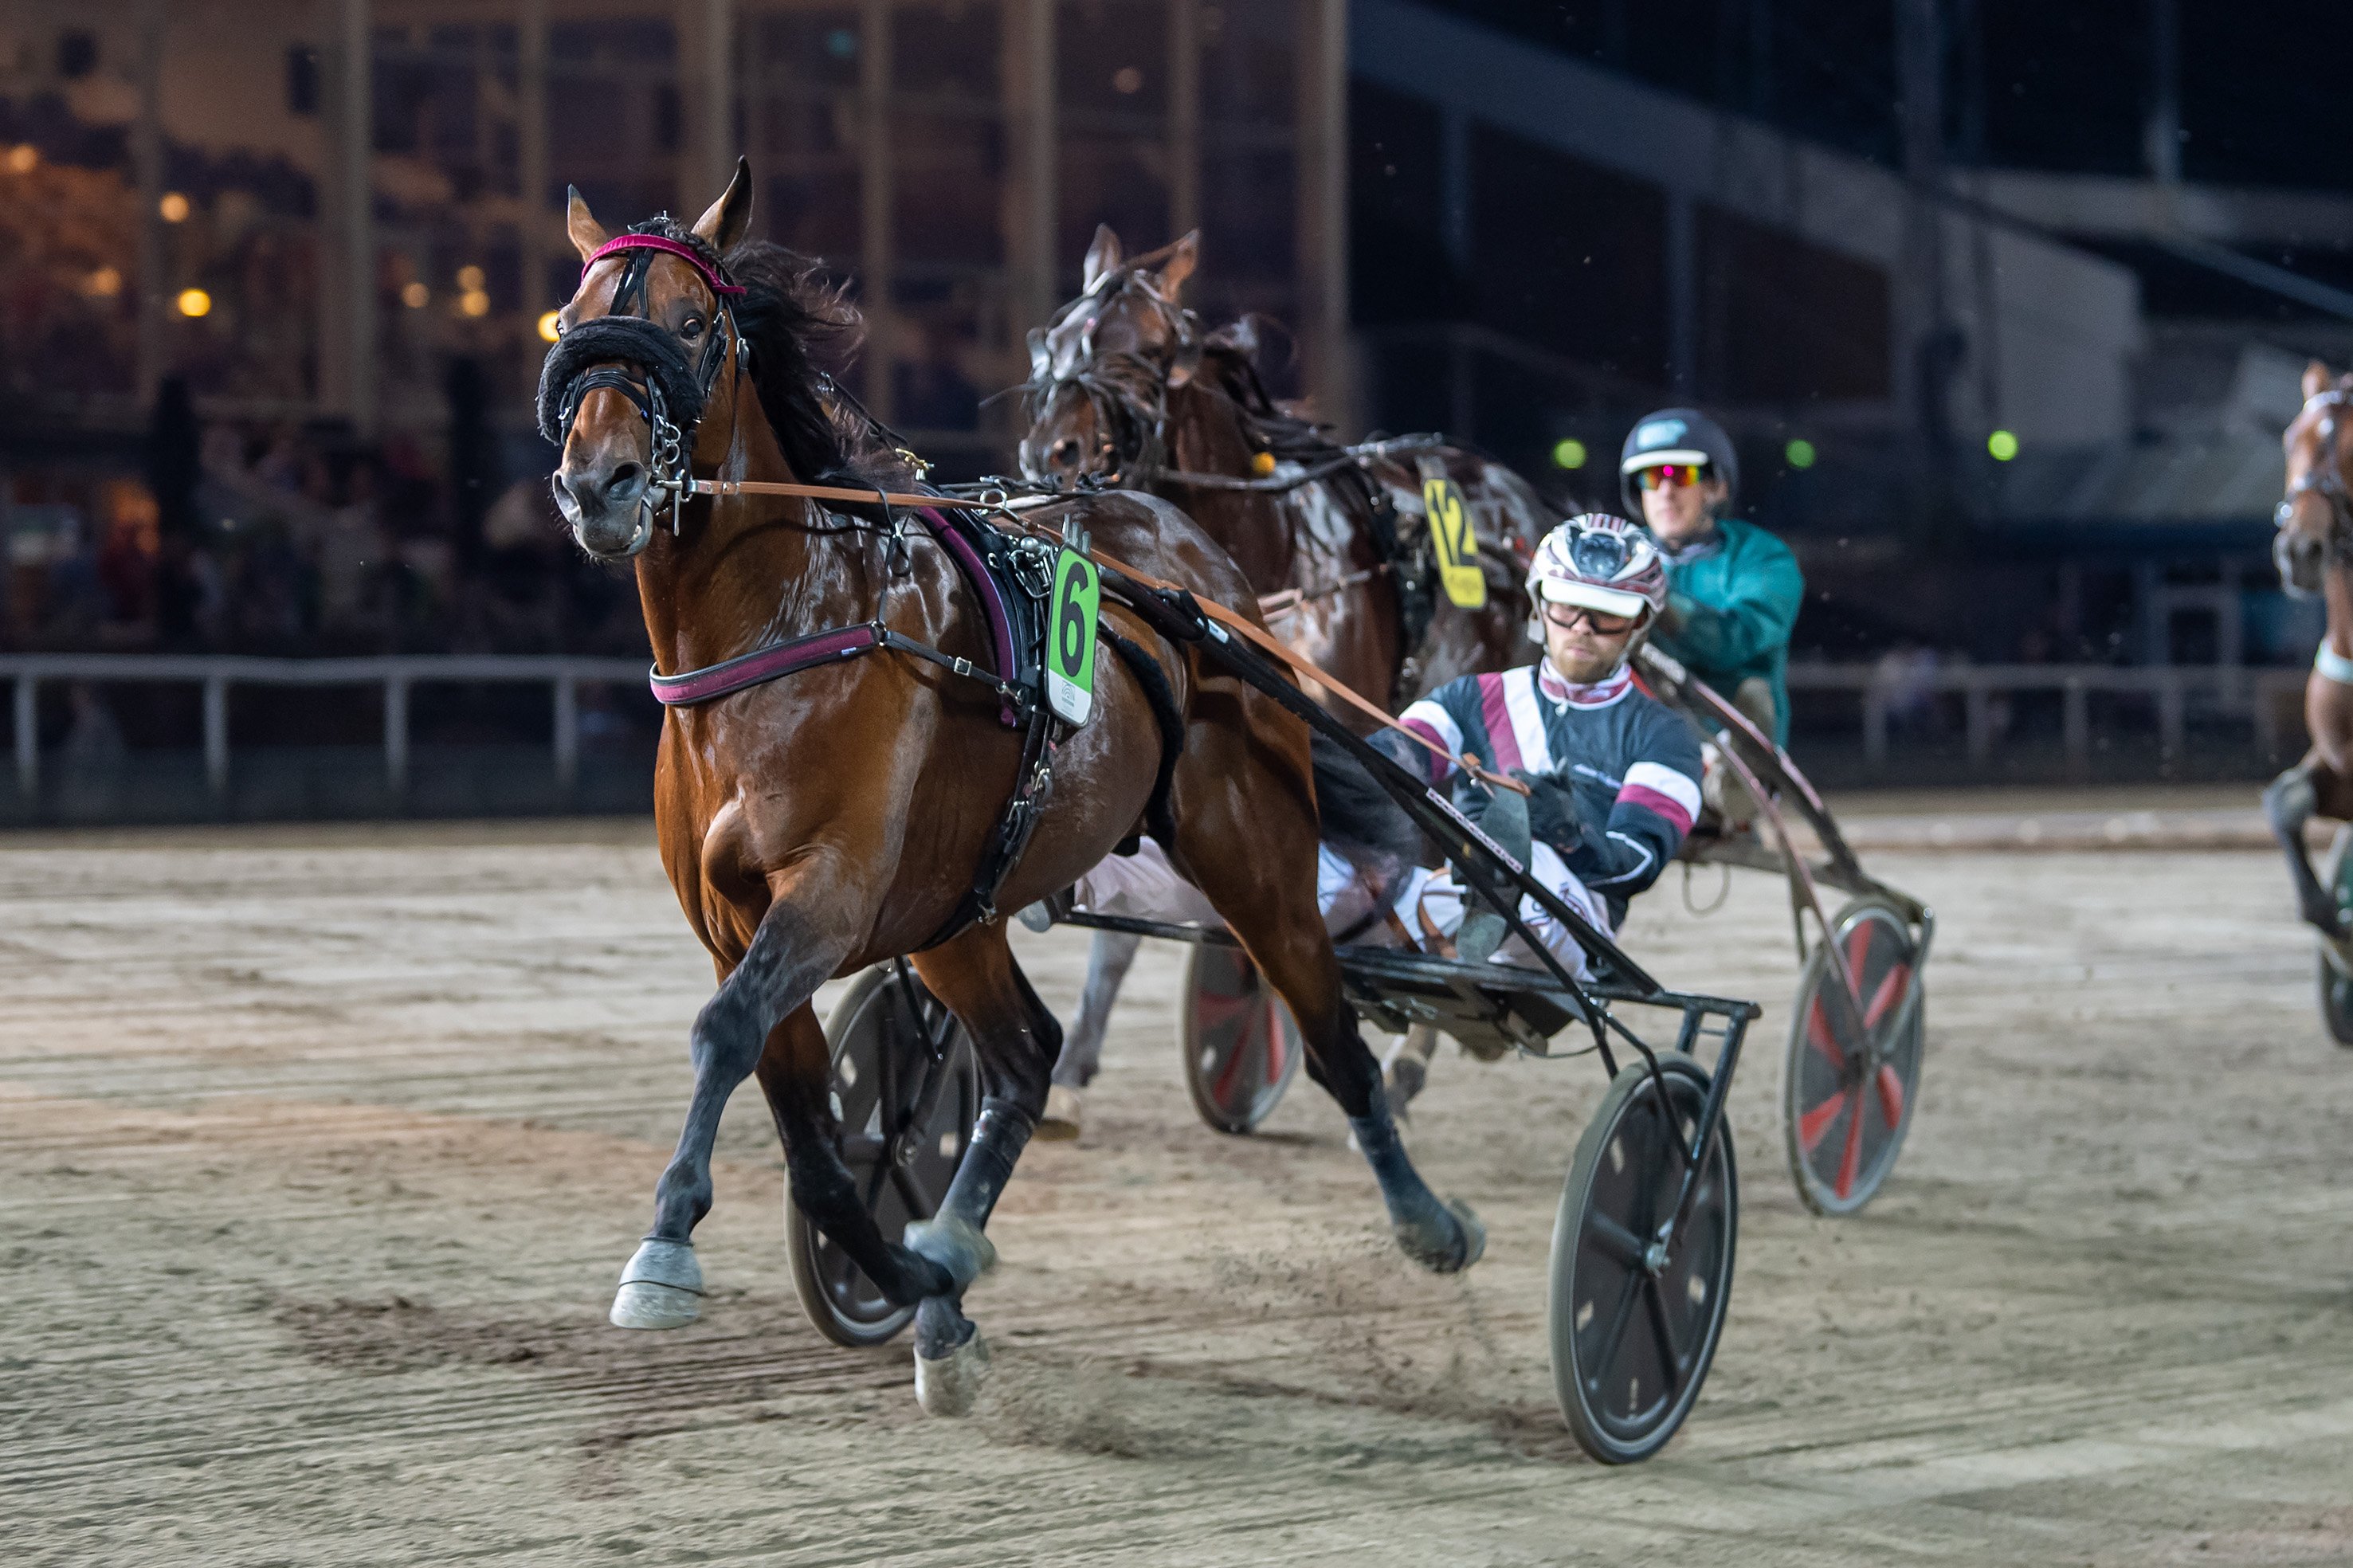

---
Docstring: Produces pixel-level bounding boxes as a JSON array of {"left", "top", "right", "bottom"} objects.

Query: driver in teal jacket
[{"left": 1618, "top": 408, "right": 1804, "bottom": 746}]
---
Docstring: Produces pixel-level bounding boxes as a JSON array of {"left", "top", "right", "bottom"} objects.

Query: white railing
[
  {"left": 0, "top": 655, "right": 2316, "bottom": 802},
  {"left": 2, "top": 653, "right": 649, "bottom": 801},
  {"left": 1786, "top": 662, "right": 2311, "bottom": 777}
]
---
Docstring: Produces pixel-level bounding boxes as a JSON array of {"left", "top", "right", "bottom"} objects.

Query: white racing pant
[{"left": 1071, "top": 838, "right": 1609, "bottom": 980}]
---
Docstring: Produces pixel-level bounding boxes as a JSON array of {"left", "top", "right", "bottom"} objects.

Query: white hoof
[
  {"left": 903, "top": 1215, "right": 997, "bottom": 1295},
  {"left": 609, "top": 1238, "right": 704, "bottom": 1329},
  {"left": 914, "top": 1327, "right": 991, "bottom": 1417},
  {"left": 1035, "top": 1084, "right": 1084, "bottom": 1142}
]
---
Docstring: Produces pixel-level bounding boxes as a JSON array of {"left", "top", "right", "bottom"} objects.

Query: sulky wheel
[
  {"left": 786, "top": 965, "right": 981, "bottom": 1347},
  {"left": 1178, "top": 942, "right": 1305, "bottom": 1135},
  {"left": 1551, "top": 1053, "right": 1737, "bottom": 1464},
  {"left": 1782, "top": 896, "right": 1924, "bottom": 1217}
]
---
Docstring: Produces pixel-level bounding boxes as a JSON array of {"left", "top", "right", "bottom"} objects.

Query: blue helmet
[{"left": 1618, "top": 408, "right": 1739, "bottom": 515}]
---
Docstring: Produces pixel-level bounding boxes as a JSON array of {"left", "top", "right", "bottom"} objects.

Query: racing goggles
[
  {"left": 1541, "top": 600, "right": 1641, "bottom": 636},
  {"left": 1635, "top": 462, "right": 1710, "bottom": 491}
]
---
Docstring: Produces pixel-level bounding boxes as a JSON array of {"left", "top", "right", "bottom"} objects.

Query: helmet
[
  {"left": 1618, "top": 407, "right": 1738, "bottom": 515},
  {"left": 1527, "top": 513, "right": 1667, "bottom": 629}
]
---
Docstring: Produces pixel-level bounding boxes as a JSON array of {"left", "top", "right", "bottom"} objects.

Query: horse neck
[
  {"left": 632, "top": 389, "right": 846, "bottom": 676},
  {"left": 1159, "top": 381, "right": 1296, "bottom": 589}
]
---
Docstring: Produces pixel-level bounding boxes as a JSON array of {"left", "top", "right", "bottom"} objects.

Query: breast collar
[{"left": 1537, "top": 661, "right": 1633, "bottom": 710}]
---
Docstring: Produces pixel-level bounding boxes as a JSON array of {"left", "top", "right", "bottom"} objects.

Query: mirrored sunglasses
[{"left": 1637, "top": 463, "right": 1709, "bottom": 491}]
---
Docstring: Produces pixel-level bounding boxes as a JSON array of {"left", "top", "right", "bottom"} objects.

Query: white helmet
[{"left": 1527, "top": 513, "right": 1668, "bottom": 629}]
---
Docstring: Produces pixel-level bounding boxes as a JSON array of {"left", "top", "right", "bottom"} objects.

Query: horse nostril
[
  {"left": 1050, "top": 438, "right": 1081, "bottom": 468},
  {"left": 606, "top": 462, "right": 646, "bottom": 505}
]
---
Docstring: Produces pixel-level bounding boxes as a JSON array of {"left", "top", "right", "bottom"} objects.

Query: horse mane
[
  {"left": 618, "top": 216, "right": 912, "bottom": 489},
  {"left": 1194, "top": 316, "right": 1349, "bottom": 469}
]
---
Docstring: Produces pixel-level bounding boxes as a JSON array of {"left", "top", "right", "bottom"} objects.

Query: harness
[{"left": 2280, "top": 390, "right": 2353, "bottom": 571}]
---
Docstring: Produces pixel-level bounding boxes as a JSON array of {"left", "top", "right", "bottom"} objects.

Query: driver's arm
[
  {"left": 1664, "top": 532, "right": 1803, "bottom": 670},
  {"left": 1522, "top": 714, "right": 1703, "bottom": 896}
]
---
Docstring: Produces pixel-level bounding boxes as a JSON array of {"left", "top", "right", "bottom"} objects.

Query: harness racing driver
[
  {"left": 1368, "top": 512, "right": 1704, "bottom": 1115},
  {"left": 1619, "top": 408, "right": 1804, "bottom": 751}
]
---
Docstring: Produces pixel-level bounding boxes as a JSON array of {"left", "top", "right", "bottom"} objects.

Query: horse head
[
  {"left": 1018, "top": 224, "right": 1199, "bottom": 484},
  {"left": 2277, "top": 359, "right": 2353, "bottom": 598},
  {"left": 546, "top": 165, "right": 754, "bottom": 560}
]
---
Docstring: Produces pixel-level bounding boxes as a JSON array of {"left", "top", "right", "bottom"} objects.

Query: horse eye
[{"left": 681, "top": 317, "right": 704, "bottom": 339}]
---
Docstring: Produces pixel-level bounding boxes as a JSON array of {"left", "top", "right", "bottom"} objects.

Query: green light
[
  {"left": 1784, "top": 438, "right": 1817, "bottom": 469},
  {"left": 1987, "top": 429, "right": 2019, "bottom": 461},
  {"left": 1551, "top": 437, "right": 1586, "bottom": 470}
]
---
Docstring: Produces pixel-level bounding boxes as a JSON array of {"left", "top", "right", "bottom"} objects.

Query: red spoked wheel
[
  {"left": 1782, "top": 897, "right": 1924, "bottom": 1217},
  {"left": 1178, "top": 942, "right": 1305, "bottom": 1135}
]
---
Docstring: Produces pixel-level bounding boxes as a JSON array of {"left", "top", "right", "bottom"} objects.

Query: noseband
[{"left": 537, "top": 232, "right": 747, "bottom": 557}]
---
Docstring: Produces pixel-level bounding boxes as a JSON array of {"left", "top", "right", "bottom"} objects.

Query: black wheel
[
  {"left": 786, "top": 966, "right": 980, "bottom": 1347},
  {"left": 1782, "top": 896, "right": 1924, "bottom": 1217},
  {"left": 1551, "top": 1053, "right": 1737, "bottom": 1464},
  {"left": 1178, "top": 942, "right": 1305, "bottom": 1135}
]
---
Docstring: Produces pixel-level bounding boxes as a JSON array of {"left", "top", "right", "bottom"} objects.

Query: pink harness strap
[{"left": 584, "top": 233, "right": 746, "bottom": 297}]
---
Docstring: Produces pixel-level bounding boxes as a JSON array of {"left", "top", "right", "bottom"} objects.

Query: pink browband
[{"left": 584, "top": 234, "right": 745, "bottom": 297}]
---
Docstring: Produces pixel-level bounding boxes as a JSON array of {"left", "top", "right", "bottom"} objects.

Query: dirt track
[{"left": 6, "top": 816, "right": 2353, "bottom": 1565}]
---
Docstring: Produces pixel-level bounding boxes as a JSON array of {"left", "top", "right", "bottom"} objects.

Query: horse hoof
[
  {"left": 1035, "top": 1084, "right": 1084, "bottom": 1141},
  {"left": 1394, "top": 1197, "right": 1484, "bottom": 1275},
  {"left": 610, "top": 1238, "right": 704, "bottom": 1329},
  {"left": 903, "top": 1215, "right": 998, "bottom": 1295},
  {"left": 914, "top": 1326, "right": 991, "bottom": 1417}
]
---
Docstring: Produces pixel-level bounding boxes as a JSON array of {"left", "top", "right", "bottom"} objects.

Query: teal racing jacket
[{"left": 1650, "top": 518, "right": 1804, "bottom": 743}]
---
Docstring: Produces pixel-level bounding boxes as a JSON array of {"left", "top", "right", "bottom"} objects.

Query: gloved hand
[{"left": 1514, "top": 769, "right": 1583, "bottom": 855}]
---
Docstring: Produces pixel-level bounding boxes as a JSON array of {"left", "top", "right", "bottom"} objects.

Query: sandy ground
[{"left": 5, "top": 805, "right": 2353, "bottom": 1565}]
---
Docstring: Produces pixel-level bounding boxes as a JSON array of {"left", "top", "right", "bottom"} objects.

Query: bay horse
[
  {"left": 546, "top": 163, "right": 1482, "bottom": 1413},
  {"left": 2265, "top": 359, "right": 2353, "bottom": 1034},
  {"left": 1018, "top": 225, "right": 1555, "bottom": 1127}
]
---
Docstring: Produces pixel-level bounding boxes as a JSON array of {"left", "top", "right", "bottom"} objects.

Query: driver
[
  {"left": 1371, "top": 512, "right": 1703, "bottom": 1112},
  {"left": 1618, "top": 408, "right": 1803, "bottom": 747}
]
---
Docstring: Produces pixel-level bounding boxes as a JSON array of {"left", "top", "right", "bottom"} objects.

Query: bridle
[
  {"left": 2278, "top": 388, "right": 2353, "bottom": 582},
  {"left": 1026, "top": 266, "right": 1200, "bottom": 485},
  {"left": 548, "top": 231, "right": 748, "bottom": 558}
]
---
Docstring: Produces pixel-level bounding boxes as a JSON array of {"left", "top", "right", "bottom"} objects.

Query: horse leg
[
  {"left": 1037, "top": 929, "right": 1143, "bottom": 1138},
  {"left": 902, "top": 926, "right": 1062, "bottom": 1415},
  {"left": 750, "top": 1000, "right": 963, "bottom": 1307},
  {"left": 1171, "top": 746, "right": 1482, "bottom": 1273},
  {"left": 2264, "top": 757, "right": 2347, "bottom": 938},
  {"left": 611, "top": 896, "right": 953, "bottom": 1330}
]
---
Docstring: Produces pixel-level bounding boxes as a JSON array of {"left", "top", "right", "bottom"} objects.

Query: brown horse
[
  {"left": 2265, "top": 360, "right": 2353, "bottom": 1029},
  {"left": 547, "top": 163, "right": 1481, "bottom": 1413},
  {"left": 1017, "top": 225, "right": 1557, "bottom": 1120}
]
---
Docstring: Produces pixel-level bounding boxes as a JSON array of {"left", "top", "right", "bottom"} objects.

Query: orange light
[{"left": 175, "top": 288, "right": 212, "bottom": 318}]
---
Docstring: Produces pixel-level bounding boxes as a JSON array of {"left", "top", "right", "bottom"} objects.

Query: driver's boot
[{"left": 1453, "top": 783, "right": 1531, "bottom": 966}]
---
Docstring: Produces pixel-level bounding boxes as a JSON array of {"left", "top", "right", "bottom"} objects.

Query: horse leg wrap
[
  {"left": 903, "top": 1096, "right": 1033, "bottom": 1296},
  {"left": 1347, "top": 1086, "right": 1486, "bottom": 1274},
  {"left": 610, "top": 1237, "right": 704, "bottom": 1329},
  {"left": 906, "top": 1097, "right": 1033, "bottom": 1413}
]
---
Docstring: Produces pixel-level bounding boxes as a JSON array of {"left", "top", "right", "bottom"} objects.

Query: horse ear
[
  {"left": 1027, "top": 326, "right": 1051, "bottom": 382},
  {"left": 2308, "top": 359, "right": 2335, "bottom": 400},
  {"left": 1155, "top": 230, "right": 1199, "bottom": 299},
  {"left": 692, "top": 157, "right": 755, "bottom": 252},
  {"left": 567, "top": 186, "right": 610, "bottom": 263},
  {"left": 1082, "top": 224, "right": 1124, "bottom": 293}
]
